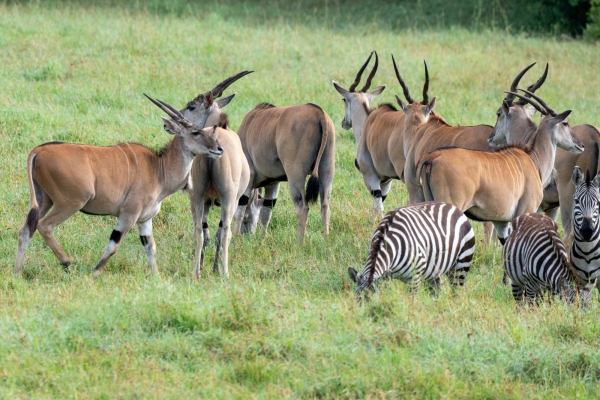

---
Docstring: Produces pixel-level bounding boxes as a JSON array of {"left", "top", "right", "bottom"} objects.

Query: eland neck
[
  {"left": 526, "top": 124, "right": 557, "bottom": 188},
  {"left": 351, "top": 100, "right": 370, "bottom": 141},
  {"left": 157, "top": 135, "right": 196, "bottom": 199}
]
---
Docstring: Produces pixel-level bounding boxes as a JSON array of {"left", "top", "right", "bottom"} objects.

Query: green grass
[{"left": 2, "top": 2, "right": 600, "bottom": 398}]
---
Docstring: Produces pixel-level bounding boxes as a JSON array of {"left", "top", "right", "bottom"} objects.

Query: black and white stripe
[
  {"left": 570, "top": 163, "right": 600, "bottom": 297},
  {"left": 503, "top": 213, "right": 594, "bottom": 304},
  {"left": 348, "top": 201, "right": 475, "bottom": 298}
]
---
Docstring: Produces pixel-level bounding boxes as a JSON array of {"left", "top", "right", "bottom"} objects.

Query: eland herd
[{"left": 14, "top": 52, "right": 600, "bottom": 305}]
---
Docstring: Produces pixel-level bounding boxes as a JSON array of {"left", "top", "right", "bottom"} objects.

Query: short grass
[{"left": 1, "top": 2, "right": 600, "bottom": 398}]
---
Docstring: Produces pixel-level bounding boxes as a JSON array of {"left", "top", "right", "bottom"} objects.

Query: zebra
[
  {"left": 570, "top": 155, "right": 600, "bottom": 301},
  {"left": 502, "top": 212, "right": 596, "bottom": 305},
  {"left": 347, "top": 201, "right": 475, "bottom": 299}
]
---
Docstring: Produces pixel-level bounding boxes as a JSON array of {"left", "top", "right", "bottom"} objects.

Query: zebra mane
[{"left": 364, "top": 210, "right": 396, "bottom": 287}]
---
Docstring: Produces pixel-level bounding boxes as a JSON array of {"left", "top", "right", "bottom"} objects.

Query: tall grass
[{"left": 1, "top": 3, "right": 600, "bottom": 398}]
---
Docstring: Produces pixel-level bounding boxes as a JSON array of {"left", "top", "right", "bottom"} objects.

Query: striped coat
[
  {"left": 570, "top": 165, "right": 600, "bottom": 297},
  {"left": 348, "top": 201, "right": 475, "bottom": 298},
  {"left": 503, "top": 213, "right": 594, "bottom": 304}
]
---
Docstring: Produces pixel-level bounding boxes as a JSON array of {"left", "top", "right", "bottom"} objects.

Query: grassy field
[{"left": 2, "top": 2, "right": 600, "bottom": 398}]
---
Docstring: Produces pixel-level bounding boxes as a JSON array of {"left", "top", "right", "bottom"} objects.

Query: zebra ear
[
  {"left": 572, "top": 166, "right": 585, "bottom": 186},
  {"left": 593, "top": 172, "right": 600, "bottom": 188},
  {"left": 348, "top": 267, "right": 358, "bottom": 283}
]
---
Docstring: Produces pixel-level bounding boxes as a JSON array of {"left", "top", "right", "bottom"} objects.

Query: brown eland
[
  {"left": 173, "top": 72, "right": 253, "bottom": 278},
  {"left": 488, "top": 75, "right": 600, "bottom": 251},
  {"left": 417, "top": 89, "right": 584, "bottom": 244},
  {"left": 15, "top": 95, "right": 224, "bottom": 277},
  {"left": 236, "top": 100, "right": 335, "bottom": 244},
  {"left": 392, "top": 59, "right": 546, "bottom": 245}
]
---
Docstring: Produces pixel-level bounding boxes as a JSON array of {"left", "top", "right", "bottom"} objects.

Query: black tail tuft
[
  {"left": 26, "top": 208, "right": 39, "bottom": 239},
  {"left": 306, "top": 175, "right": 320, "bottom": 204}
]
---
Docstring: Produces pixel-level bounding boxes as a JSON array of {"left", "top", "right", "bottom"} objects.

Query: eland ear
[
  {"left": 525, "top": 105, "right": 537, "bottom": 118},
  {"left": 572, "top": 166, "right": 585, "bottom": 186},
  {"left": 426, "top": 97, "right": 437, "bottom": 113},
  {"left": 348, "top": 267, "right": 358, "bottom": 283},
  {"left": 551, "top": 109, "right": 572, "bottom": 124},
  {"left": 162, "top": 117, "right": 181, "bottom": 135},
  {"left": 395, "top": 94, "right": 409, "bottom": 114},
  {"left": 367, "top": 84, "right": 386, "bottom": 101},
  {"left": 502, "top": 100, "right": 510, "bottom": 115},
  {"left": 333, "top": 81, "right": 350, "bottom": 98},
  {"left": 217, "top": 93, "right": 236, "bottom": 109},
  {"left": 203, "top": 92, "right": 214, "bottom": 108}
]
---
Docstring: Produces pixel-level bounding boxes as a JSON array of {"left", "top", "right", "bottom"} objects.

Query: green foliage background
[
  {"left": 1, "top": 1, "right": 600, "bottom": 398},
  {"left": 2, "top": 0, "right": 597, "bottom": 36}
]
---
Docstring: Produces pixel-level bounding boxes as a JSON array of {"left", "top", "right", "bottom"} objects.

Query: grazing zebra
[
  {"left": 570, "top": 158, "right": 600, "bottom": 301},
  {"left": 503, "top": 213, "right": 596, "bottom": 305},
  {"left": 347, "top": 201, "right": 475, "bottom": 299}
]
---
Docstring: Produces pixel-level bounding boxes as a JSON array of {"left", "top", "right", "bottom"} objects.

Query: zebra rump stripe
[
  {"left": 348, "top": 201, "right": 475, "bottom": 298},
  {"left": 503, "top": 213, "right": 593, "bottom": 304},
  {"left": 571, "top": 155, "right": 600, "bottom": 289}
]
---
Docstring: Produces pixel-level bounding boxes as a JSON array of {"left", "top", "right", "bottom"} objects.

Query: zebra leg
[
  {"left": 511, "top": 282, "right": 525, "bottom": 302},
  {"left": 448, "top": 267, "right": 469, "bottom": 289},
  {"left": 426, "top": 277, "right": 442, "bottom": 297},
  {"left": 408, "top": 274, "right": 422, "bottom": 294},
  {"left": 524, "top": 282, "right": 539, "bottom": 305}
]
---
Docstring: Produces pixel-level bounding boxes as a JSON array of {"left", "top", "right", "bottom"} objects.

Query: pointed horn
[
  {"left": 392, "top": 54, "right": 414, "bottom": 104},
  {"left": 515, "top": 63, "right": 549, "bottom": 106},
  {"left": 210, "top": 70, "right": 254, "bottom": 99},
  {"left": 504, "top": 91, "right": 546, "bottom": 115},
  {"left": 156, "top": 98, "right": 186, "bottom": 119},
  {"left": 518, "top": 88, "right": 557, "bottom": 117},
  {"left": 144, "top": 94, "right": 193, "bottom": 128},
  {"left": 349, "top": 51, "right": 374, "bottom": 92},
  {"left": 360, "top": 51, "right": 378, "bottom": 92},
  {"left": 144, "top": 94, "right": 179, "bottom": 119},
  {"left": 504, "top": 62, "right": 536, "bottom": 105},
  {"left": 422, "top": 60, "right": 429, "bottom": 105}
]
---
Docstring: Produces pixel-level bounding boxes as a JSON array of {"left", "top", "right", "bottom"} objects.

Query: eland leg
[
  {"left": 214, "top": 203, "right": 236, "bottom": 278},
  {"left": 318, "top": 169, "right": 335, "bottom": 238},
  {"left": 92, "top": 214, "right": 138, "bottom": 277},
  {"left": 137, "top": 219, "right": 158, "bottom": 276},
  {"left": 288, "top": 179, "right": 309, "bottom": 245},
  {"left": 192, "top": 200, "right": 210, "bottom": 280},
  {"left": 493, "top": 221, "right": 512, "bottom": 284},
  {"left": 483, "top": 222, "right": 496, "bottom": 248},
  {"left": 258, "top": 182, "right": 280, "bottom": 233},
  {"left": 34, "top": 200, "right": 87, "bottom": 271}
]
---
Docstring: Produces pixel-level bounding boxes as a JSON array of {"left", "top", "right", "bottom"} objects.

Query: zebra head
[
  {"left": 572, "top": 165, "right": 600, "bottom": 242},
  {"left": 348, "top": 267, "right": 375, "bottom": 301}
]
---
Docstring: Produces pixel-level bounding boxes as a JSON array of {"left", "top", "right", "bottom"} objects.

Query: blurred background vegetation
[{"left": 3, "top": 0, "right": 599, "bottom": 38}]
